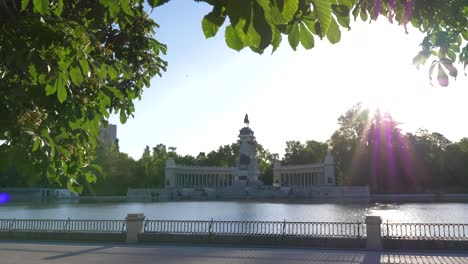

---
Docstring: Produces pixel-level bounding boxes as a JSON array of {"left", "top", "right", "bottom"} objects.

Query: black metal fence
[
  {"left": 144, "top": 219, "right": 367, "bottom": 238},
  {"left": 2, "top": 217, "right": 468, "bottom": 241},
  {"left": 382, "top": 222, "right": 468, "bottom": 240},
  {"left": 0, "top": 219, "right": 126, "bottom": 233}
]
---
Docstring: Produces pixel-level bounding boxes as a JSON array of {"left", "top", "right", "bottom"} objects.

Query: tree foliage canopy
[
  {"left": 1, "top": 0, "right": 167, "bottom": 190},
  {"left": 197, "top": 0, "right": 467, "bottom": 86},
  {"left": 0, "top": 0, "right": 466, "bottom": 190}
]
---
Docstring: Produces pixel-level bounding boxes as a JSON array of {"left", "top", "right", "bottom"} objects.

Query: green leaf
[
  {"left": 441, "top": 58, "right": 458, "bottom": 79},
  {"left": 303, "top": 17, "right": 318, "bottom": 35},
  {"left": 68, "top": 119, "right": 81, "bottom": 130},
  {"left": 120, "top": 111, "right": 127, "bottom": 124},
  {"left": 56, "top": 73, "right": 67, "bottom": 103},
  {"left": 288, "top": 22, "right": 300, "bottom": 50},
  {"left": 32, "top": 138, "right": 41, "bottom": 152},
  {"left": 67, "top": 180, "right": 83, "bottom": 194},
  {"left": 447, "top": 50, "right": 456, "bottom": 62},
  {"left": 89, "top": 164, "right": 103, "bottom": 174},
  {"left": 279, "top": 0, "right": 299, "bottom": 21},
  {"left": 52, "top": 0, "right": 63, "bottom": 16},
  {"left": 271, "top": 28, "right": 282, "bottom": 53},
  {"left": 85, "top": 173, "right": 97, "bottom": 184},
  {"left": 331, "top": 4, "right": 349, "bottom": 17},
  {"left": 462, "top": 30, "right": 468, "bottom": 41},
  {"left": 28, "top": 64, "right": 38, "bottom": 79},
  {"left": 98, "top": 64, "right": 108, "bottom": 79},
  {"left": 147, "top": 0, "right": 170, "bottom": 8},
  {"left": 437, "top": 64, "right": 448, "bottom": 87},
  {"left": 332, "top": 4, "right": 351, "bottom": 29},
  {"left": 45, "top": 84, "right": 56, "bottom": 95},
  {"left": 109, "top": 3, "right": 120, "bottom": 18},
  {"left": 299, "top": 23, "right": 314, "bottom": 49},
  {"left": 38, "top": 73, "right": 47, "bottom": 84},
  {"left": 351, "top": 5, "right": 359, "bottom": 21},
  {"left": 266, "top": 0, "right": 299, "bottom": 24},
  {"left": 79, "top": 58, "right": 89, "bottom": 76},
  {"left": 105, "top": 86, "right": 124, "bottom": 99},
  {"left": 251, "top": 1, "right": 272, "bottom": 51},
  {"left": 202, "top": 6, "right": 226, "bottom": 39},
  {"left": 32, "top": 0, "right": 48, "bottom": 14},
  {"left": 119, "top": 0, "right": 134, "bottom": 16},
  {"left": 326, "top": 18, "right": 341, "bottom": 44},
  {"left": 312, "top": 0, "right": 332, "bottom": 36},
  {"left": 360, "top": 8, "right": 368, "bottom": 22},
  {"left": 225, "top": 25, "right": 245, "bottom": 51},
  {"left": 21, "top": 0, "right": 31, "bottom": 10},
  {"left": 107, "top": 65, "right": 118, "bottom": 80},
  {"left": 412, "top": 50, "right": 429, "bottom": 68},
  {"left": 69, "top": 65, "right": 83, "bottom": 86}
]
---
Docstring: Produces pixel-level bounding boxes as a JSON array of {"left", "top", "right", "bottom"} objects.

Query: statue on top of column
[{"left": 244, "top": 113, "right": 249, "bottom": 127}]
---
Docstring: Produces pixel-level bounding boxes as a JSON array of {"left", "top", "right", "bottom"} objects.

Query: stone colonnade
[
  {"left": 175, "top": 173, "right": 233, "bottom": 188},
  {"left": 280, "top": 171, "right": 326, "bottom": 187}
]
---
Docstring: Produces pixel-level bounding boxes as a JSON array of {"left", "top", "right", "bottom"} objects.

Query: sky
[{"left": 109, "top": 0, "right": 468, "bottom": 160}]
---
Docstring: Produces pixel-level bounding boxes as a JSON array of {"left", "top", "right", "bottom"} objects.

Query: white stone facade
[
  {"left": 165, "top": 160, "right": 235, "bottom": 188},
  {"left": 273, "top": 152, "right": 336, "bottom": 187}
]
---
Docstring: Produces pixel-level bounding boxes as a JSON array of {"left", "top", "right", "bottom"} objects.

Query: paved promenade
[{"left": 0, "top": 241, "right": 467, "bottom": 264}]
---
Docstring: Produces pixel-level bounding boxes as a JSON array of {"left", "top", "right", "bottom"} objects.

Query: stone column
[
  {"left": 365, "top": 216, "right": 383, "bottom": 250},
  {"left": 126, "top": 213, "right": 145, "bottom": 243}
]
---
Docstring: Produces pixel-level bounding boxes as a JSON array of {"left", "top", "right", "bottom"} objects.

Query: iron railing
[
  {"left": 2, "top": 217, "right": 468, "bottom": 241},
  {"left": 0, "top": 218, "right": 126, "bottom": 233},
  {"left": 144, "top": 219, "right": 366, "bottom": 238},
  {"left": 382, "top": 221, "right": 468, "bottom": 240}
]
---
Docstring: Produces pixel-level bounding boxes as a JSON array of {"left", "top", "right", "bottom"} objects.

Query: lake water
[{"left": 1, "top": 201, "right": 467, "bottom": 223}]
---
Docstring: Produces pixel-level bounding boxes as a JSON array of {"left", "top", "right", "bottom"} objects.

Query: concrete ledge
[
  {"left": 383, "top": 239, "right": 468, "bottom": 251},
  {"left": 0, "top": 232, "right": 126, "bottom": 242},
  {"left": 138, "top": 234, "right": 365, "bottom": 249}
]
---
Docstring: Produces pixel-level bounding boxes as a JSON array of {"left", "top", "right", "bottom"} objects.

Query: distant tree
[
  {"left": 283, "top": 140, "right": 328, "bottom": 165},
  {"left": 329, "top": 103, "right": 371, "bottom": 186},
  {"left": 82, "top": 140, "right": 136, "bottom": 195},
  {"left": 444, "top": 138, "right": 468, "bottom": 191}
]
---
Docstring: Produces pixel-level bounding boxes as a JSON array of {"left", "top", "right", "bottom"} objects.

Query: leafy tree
[
  {"left": 82, "top": 140, "right": 136, "bottom": 195},
  {"left": 444, "top": 138, "right": 468, "bottom": 191},
  {"left": 1, "top": 0, "right": 466, "bottom": 191},
  {"left": 198, "top": 0, "right": 467, "bottom": 86},
  {"left": 329, "top": 103, "right": 371, "bottom": 186},
  {"left": 283, "top": 140, "right": 328, "bottom": 165},
  {"left": 0, "top": 0, "right": 167, "bottom": 190}
]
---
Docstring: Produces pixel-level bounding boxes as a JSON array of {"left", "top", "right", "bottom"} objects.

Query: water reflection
[{"left": 0, "top": 201, "right": 467, "bottom": 223}]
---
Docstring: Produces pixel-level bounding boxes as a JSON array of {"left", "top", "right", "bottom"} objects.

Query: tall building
[
  {"left": 99, "top": 124, "right": 117, "bottom": 144},
  {"left": 165, "top": 115, "right": 336, "bottom": 189}
]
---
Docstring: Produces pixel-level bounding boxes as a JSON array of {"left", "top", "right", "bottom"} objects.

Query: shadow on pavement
[{"left": 42, "top": 245, "right": 113, "bottom": 260}]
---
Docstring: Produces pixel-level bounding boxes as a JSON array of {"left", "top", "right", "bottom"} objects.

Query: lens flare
[{"left": 0, "top": 193, "right": 10, "bottom": 204}]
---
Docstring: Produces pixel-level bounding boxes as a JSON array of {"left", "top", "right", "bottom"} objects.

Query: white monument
[
  {"left": 164, "top": 114, "right": 336, "bottom": 189},
  {"left": 234, "top": 114, "right": 260, "bottom": 186}
]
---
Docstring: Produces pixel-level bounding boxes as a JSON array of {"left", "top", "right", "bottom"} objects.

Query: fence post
[
  {"left": 282, "top": 219, "right": 286, "bottom": 236},
  {"left": 209, "top": 218, "right": 213, "bottom": 235},
  {"left": 357, "top": 221, "right": 360, "bottom": 239},
  {"left": 365, "top": 216, "right": 382, "bottom": 250},
  {"left": 126, "top": 213, "right": 145, "bottom": 243},
  {"left": 9, "top": 218, "right": 16, "bottom": 231}
]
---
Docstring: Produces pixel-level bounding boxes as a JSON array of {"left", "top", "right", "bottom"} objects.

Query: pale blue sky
[{"left": 110, "top": 0, "right": 468, "bottom": 159}]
